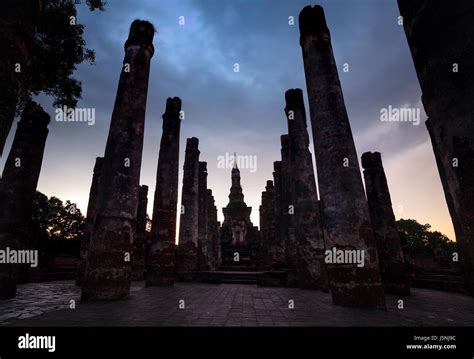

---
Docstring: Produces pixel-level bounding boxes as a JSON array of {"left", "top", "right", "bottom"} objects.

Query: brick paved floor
[{"left": 1, "top": 281, "right": 473, "bottom": 326}]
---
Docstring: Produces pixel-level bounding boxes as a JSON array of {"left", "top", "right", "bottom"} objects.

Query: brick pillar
[
  {"left": 206, "top": 189, "right": 219, "bottom": 270},
  {"left": 76, "top": 157, "right": 104, "bottom": 286},
  {"left": 132, "top": 185, "right": 148, "bottom": 281},
  {"left": 176, "top": 137, "right": 200, "bottom": 281},
  {"left": 299, "top": 5, "right": 385, "bottom": 308},
  {"left": 398, "top": 0, "right": 474, "bottom": 295},
  {"left": 260, "top": 180, "right": 277, "bottom": 269},
  {"left": 81, "top": 20, "right": 155, "bottom": 301},
  {"left": 270, "top": 160, "right": 287, "bottom": 269},
  {"left": 147, "top": 97, "right": 182, "bottom": 286},
  {"left": 0, "top": 101, "right": 50, "bottom": 299},
  {"left": 198, "top": 161, "right": 211, "bottom": 271},
  {"left": 285, "top": 88, "right": 328, "bottom": 290},
  {"left": 216, "top": 221, "right": 222, "bottom": 267},
  {"left": 259, "top": 184, "right": 268, "bottom": 267},
  {"left": 0, "top": 1, "right": 39, "bottom": 156},
  {"left": 362, "top": 152, "right": 410, "bottom": 295}
]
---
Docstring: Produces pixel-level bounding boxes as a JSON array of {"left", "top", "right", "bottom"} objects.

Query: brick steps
[
  {"left": 412, "top": 267, "right": 467, "bottom": 294},
  {"left": 30, "top": 270, "right": 76, "bottom": 283},
  {"left": 221, "top": 272, "right": 258, "bottom": 284},
  {"left": 219, "top": 265, "right": 259, "bottom": 272}
]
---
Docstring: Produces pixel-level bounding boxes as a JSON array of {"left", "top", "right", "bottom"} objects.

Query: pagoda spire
[{"left": 229, "top": 156, "right": 243, "bottom": 203}]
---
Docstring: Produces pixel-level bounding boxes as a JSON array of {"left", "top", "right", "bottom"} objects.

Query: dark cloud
[{"left": 0, "top": 0, "right": 453, "bottom": 238}]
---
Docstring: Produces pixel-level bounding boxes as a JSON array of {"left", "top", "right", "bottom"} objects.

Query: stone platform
[{"left": 1, "top": 281, "right": 473, "bottom": 327}]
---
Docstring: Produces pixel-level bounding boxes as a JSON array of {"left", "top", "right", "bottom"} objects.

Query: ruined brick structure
[
  {"left": 198, "top": 162, "right": 213, "bottom": 271},
  {"left": 299, "top": 5, "right": 385, "bottom": 308},
  {"left": 0, "top": 1, "right": 40, "bottom": 156},
  {"left": 147, "top": 97, "right": 182, "bottom": 286},
  {"left": 81, "top": 20, "right": 154, "bottom": 301},
  {"left": 284, "top": 88, "right": 328, "bottom": 290},
  {"left": 398, "top": 0, "right": 474, "bottom": 296},
  {"left": 176, "top": 138, "right": 200, "bottom": 281},
  {"left": 132, "top": 185, "right": 148, "bottom": 281},
  {"left": 279, "top": 136, "right": 296, "bottom": 271},
  {"left": 0, "top": 101, "right": 50, "bottom": 299},
  {"left": 206, "top": 189, "right": 220, "bottom": 270},
  {"left": 76, "top": 157, "right": 104, "bottom": 286},
  {"left": 259, "top": 180, "right": 277, "bottom": 268},
  {"left": 220, "top": 162, "right": 259, "bottom": 268},
  {"left": 362, "top": 152, "right": 410, "bottom": 295}
]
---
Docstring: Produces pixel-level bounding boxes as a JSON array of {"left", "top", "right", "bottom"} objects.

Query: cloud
[{"left": 0, "top": 0, "right": 454, "bottom": 240}]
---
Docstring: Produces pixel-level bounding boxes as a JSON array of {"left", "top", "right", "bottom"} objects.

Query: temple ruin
[{"left": 1, "top": 2, "right": 471, "bottom": 315}]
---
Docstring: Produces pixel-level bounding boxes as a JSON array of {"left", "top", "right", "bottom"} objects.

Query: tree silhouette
[
  {"left": 396, "top": 218, "right": 456, "bottom": 257},
  {"left": 29, "top": 191, "right": 85, "bottom": 267},
  {"left": 0, "top": 0, "right": 105, "bottom": 155}
]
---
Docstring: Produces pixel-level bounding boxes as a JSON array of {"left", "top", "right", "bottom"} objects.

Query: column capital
[
  {"left": 299, "top": 5, "right": 330, "bottom": 46},
  {"left": 124, "top": 19, "right": 155, "bottom": 56}
]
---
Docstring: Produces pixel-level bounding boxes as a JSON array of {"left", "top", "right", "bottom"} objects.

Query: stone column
[
  {"left": 398, "top": 0, "right": 474, "bottom": 296},
  {"left": 270, "top": 161, "right": 287, "bottom": 269},
  {"left": 259, "top": 184, "right": 268, "bottom": 266},
  {"left": 0, "top": 101, "right": 50, "bottom": 299},
  {"left": 76, "top": 157, "right": 104, "bottom": 286},
  {"left": 0, "top": 1, "right": 39, "bottom": 156},
  {"left": 216, "top": 221, "right": 222, "bottom": 267},
  {"left": 280, "top": 137, "right": 299, "bottom": 286},
  {"left": 146, "top": 97, "right": 182, "bottom": 286},
  {"left": 299, "top": 5, "right": 385, "bottom": 308},
  {"left": 259, "top": 180, "right": 277, "bottom": 269},
  {"left": 362, "top": 152, "right": 410, "bottom": 295},
  {"left": 81, "top": 20, "right": 155, "bottom": 301},
  {"left": 176, "top": 137, "right": 200, "bottom": 281},
  {"left": 285, "top": 88, "right": 328, "bottom": 290},
  {"left": 132, "top": 185, "right": 148, "bottom": 281},
  {"left": 274, "top": 161, "right": 282, "bottom": 268},
  {"left": 198, "top": 161, "right": 211, "bottom": 271},
  {"left": 206, "top": 189, "right": 219, "bottom": 270}
]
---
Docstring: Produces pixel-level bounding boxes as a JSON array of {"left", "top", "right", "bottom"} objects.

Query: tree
[
  {"left": 396, "top": 218, "right": 456, "bottom": 256},
  {"left": 0, "top": 0, "right": 105, "bottom": 155},
  {"left": 29, "top": 191, "right": 85, "bottom": 267}
]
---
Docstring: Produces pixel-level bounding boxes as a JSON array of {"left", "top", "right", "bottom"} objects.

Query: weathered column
[
  {"left": 285, "top": 88, "right": 328, "bottom": 290},
  {"left": 81, "top": 20, "right": 155, "bottom": 301},
  {"left": 362, "top": 152, "right": 410, "bottom": 295},
  {"left": 0, "top": 101, "right": 50, "bottom": 299},
  {"left": 273, "top": 162, "right": 282, "bottom": 245},
  {"left": 259, "top": 180, "right": 277, "bottom": 269},
  {"left": 216, "top": 221, "right": 222, "bottom": 267},
  {"left": 76, "top": 157, "right": 104, "bottom": 286},
  {"left": 398, "top": 0, "right": 474, "bottom": 296},
  {"left": 259, "top": 184, "right": 269, "bottom": 266},
  {"left": 206, "top": 189, "right": 219, "bottom": 270},
  {"left": 0, "top": 1, "right": 39, "bottom": 156},
  {"left": 270, "top": 160, "right": 288, "bottom": 269},
  {"left": 146, "top": 97, "right": 182, "bottom": 286},
  {"left": 198, "top": 161, "right": 211, "bottom": 271},
  {"left": 132, "top": 185, "right": 148, "bottom": 281},
  {"left": 280, "top": 137, "right": 299, "bottom": 287},
  {"left": 299, "top": 5, "right": 385, "bottom": 308},
  {"left": 176, "top": 137, "right": 200, "bottom": 281}
]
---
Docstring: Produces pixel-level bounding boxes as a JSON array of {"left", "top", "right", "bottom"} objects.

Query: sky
[{"left": 0, "top": 0, "right": 455, "bottom": 240}]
